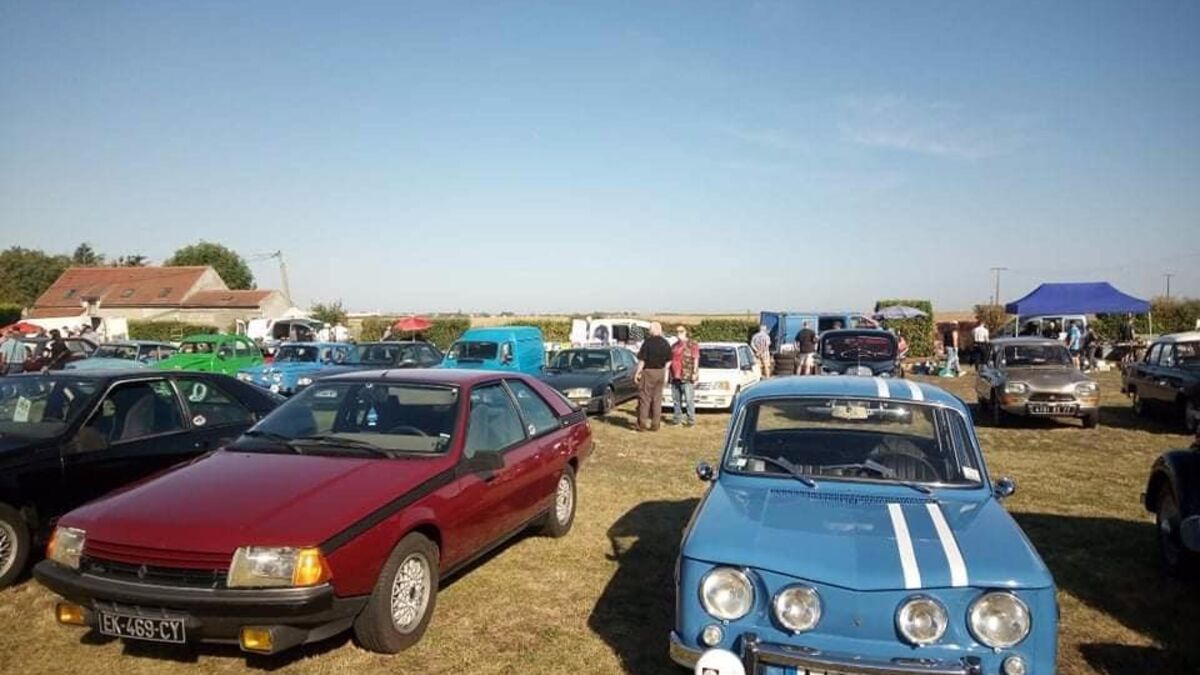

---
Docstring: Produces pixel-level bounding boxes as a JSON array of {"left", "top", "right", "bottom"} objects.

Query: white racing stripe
[
  {"left": 903, "top": 380, "right": 924, "bottom": 401},
  {"left": 874, "top": 377, "right": 890, "bottom": 398},
  {"left": 927, "top": 503, "right": 968, "bottom": 587},
  {"left": 887, "top": 503, "right": 921, "bottom": 589}
]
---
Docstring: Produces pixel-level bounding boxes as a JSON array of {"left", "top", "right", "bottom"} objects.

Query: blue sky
[{"left": 2, "top": 1, "right": 1197, "bottom": 313}]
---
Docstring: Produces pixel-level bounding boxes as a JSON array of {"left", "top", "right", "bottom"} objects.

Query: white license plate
[
  {"left": 1028, "top": 403, "right": 1077, "bottom": 415},
  {"left": 98, "top": 611, "right": 186, "bottom": 644}
]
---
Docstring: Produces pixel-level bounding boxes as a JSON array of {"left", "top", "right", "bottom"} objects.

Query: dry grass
[{"left": 0, "top": 371, "right": 1196, "bottom": 674}]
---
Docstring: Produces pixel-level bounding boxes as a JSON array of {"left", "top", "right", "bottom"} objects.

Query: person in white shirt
[{"left": 971, "top": 322, "right": 990, "bottom": 368}]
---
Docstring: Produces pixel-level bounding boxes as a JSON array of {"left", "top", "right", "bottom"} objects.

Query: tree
[
  {"left": 111, "top": 254, "right": 148, "bottom": 267},
  {"left": 72, "top": 242, "right": 105, "bottom": 266},
  {"left": 973, "top": 304, "right": 1008, "bottom": 333},
  {"left": 0, "top": 247, "right": 71, "bottom": 307},
  {"left": 164, "top": 241, "right": 255, "bottom": 290},
  {"left": 309, "top": 300, "right": 348, "bottom": 326}
]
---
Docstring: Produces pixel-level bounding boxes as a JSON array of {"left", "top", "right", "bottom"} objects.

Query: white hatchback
[{"left": 663, "top": 342, "right": 762, "bottom": 411}]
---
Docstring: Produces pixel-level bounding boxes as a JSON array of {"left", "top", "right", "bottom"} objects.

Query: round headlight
[
  {"left": 896, "top": 596, "right": 948, "bottom": 645},
  {"left": 1004, "top": 382, "right": 1029, "bottom": 394},
  {"left": 773, "top": 585, "right": 821, "bottom": 633},
  {"left": 968, "top": 592, "right": 1031, "bottom": 648},
  {"left": 699, "top": 567, "right": 754, "bottom": 621}
]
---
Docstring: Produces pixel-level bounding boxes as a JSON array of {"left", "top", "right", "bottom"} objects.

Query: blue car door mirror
[
  {"left": 696, "top": 462, "right": 715, "bottom": 482},
  {"left": 994, "top": 476, "right": 1017, "bottom": 499}
]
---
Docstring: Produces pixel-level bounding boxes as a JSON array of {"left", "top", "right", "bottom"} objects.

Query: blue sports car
[
  {"left": 671, "top": 376, "right": 1056, "bottom": 675},
  {"left": 236, "top": 342, "right": 354, "bottom": 396}
]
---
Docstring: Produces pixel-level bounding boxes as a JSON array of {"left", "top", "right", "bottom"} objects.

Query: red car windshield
[{"left": 244, "top": 382, "right": 460, "bottom": 454}]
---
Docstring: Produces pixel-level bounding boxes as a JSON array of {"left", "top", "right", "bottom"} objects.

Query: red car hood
[{"left": 63, "top": 450, "right": 454, "bottom": 557}]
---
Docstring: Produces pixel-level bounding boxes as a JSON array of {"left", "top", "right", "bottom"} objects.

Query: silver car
[{"left": 975, "top": 337, "right": 1100, "bottom": 428}]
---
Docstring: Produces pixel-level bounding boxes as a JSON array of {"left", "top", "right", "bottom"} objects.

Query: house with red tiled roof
[{"left": 28, "top": 266, "right": 290, "bottom": 329}]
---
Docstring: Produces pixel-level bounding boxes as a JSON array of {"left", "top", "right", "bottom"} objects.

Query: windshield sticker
[
  {"left": 188, "top": 383, "right": 208, "bottom": 402},
  {"left": 192, "top": 414, "right": 207, "bottom": 427},
  {"left": 13, "top": 396, "right": 31, "bottom": 422},
  {"left": 963, "top": 467, "right": 981, "bottom": 482},
  {"left": 315, "top": 389, "right": 338, "bottom": 398},
  {"left": 366, "top": 405, "right": 379, "bottom": 427}
]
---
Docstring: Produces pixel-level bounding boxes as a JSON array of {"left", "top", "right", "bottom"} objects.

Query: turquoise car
[
  {"left": 66, "top": 341, "right": 178, "bottom": 371},
  {"left": 672, "top": 376, "right": 1056, "bottom": 675},
  {"left": 441, "top": 327, "right": 545, "bottom": 376},
  {"left": 236, "top": 342, "right": 354, "bottom": 396}
]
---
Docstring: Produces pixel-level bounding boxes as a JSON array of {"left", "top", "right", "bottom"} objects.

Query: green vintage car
[{"left": 155, "top": 334, "right": 263, "bottom": 375}]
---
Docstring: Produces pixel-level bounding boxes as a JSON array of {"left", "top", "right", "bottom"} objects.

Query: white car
[{"left": 663, "top": 342, "right": 762, "bottom": 411}]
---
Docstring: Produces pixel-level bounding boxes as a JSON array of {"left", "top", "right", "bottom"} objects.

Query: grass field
[{"left": 0, "top": 370, "right": 1196, "bottom": 674}]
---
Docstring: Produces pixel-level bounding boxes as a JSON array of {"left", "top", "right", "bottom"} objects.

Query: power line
[{"left": 989, "top": 267, "right": 1008, "bottom": 305}]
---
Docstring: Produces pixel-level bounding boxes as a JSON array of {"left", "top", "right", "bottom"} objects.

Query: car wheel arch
[
  {"left": 1146, "top": 471, "right": 1172, "bottom": 513},
  {"left": 404, "top": 522, "right": 443, "bottom": 561}
]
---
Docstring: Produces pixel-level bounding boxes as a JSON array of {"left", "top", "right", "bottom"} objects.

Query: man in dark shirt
[
  {"left": 795, "top": 322, "right": 817, "bottom": 375},
  {"left": 635, "top": 322, "right": 672, "bottom": 431},
  {"left": 42, "top": 329, "right": 71, "bottom": 372}
]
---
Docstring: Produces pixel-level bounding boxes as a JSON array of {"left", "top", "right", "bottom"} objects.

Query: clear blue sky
[{"left": 2, "top": 1, "right": 1198, "bottom": 313}]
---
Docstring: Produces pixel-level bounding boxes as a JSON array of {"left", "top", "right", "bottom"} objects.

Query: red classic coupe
[{"left": 34, "top": 369, "right": 592, "bottom": 655}]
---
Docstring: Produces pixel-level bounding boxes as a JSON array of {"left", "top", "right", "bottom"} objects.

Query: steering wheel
[
  {"left": 385, "top": 424, "right": 429, "bottom": 437},
  {"left": 871, "top": 451, "right": 942, "bottom": 482}
]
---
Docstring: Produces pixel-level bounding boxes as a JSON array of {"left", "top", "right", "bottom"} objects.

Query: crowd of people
[{"left": 0, "top": 326, "right": 74, "bottom": 374}]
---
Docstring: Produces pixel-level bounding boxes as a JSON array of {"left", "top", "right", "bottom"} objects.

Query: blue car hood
[{"left": 683, "top": 479, "right": 1053, "bottom": 592}]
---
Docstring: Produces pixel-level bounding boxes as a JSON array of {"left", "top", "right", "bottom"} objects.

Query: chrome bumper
[{"left": 670, "top": 632, "right": 982, "bottom": 675}]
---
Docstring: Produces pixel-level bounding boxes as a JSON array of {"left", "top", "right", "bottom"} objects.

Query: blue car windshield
[
  {"left": 93, "top": 344, "right": 139, "bottom": 360},
  {"left": 244, "top": 383, "right": 460, "bottom": 454},
  {"left": 449, "top": 341, "right": 498, "bottom": 360},
  {"left": 274, "top": 346, "right": 319, "bottom": 363},
  {"left": 726, "top": 397, "right": 982, "bottom": 486},
  {"left": 354, "top": 343, "right": 415, "bottom": 366},
  {"left": 821, "top": 334, "right": 896, "bottom": 361}
]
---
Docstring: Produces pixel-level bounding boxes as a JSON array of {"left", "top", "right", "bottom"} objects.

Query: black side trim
[{"left": 320, "top": 467, "right": 458, "bottom": 554}]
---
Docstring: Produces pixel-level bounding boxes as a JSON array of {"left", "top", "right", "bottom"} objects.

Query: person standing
[
  {"left": 942, "top": 325, "right": 960, "bottom": 376},
  {"left": 42, "top": 329, "right": 71, "bottom": 372},
  {"left": 971, "top": 321, "right": 990, "bottom": 368},
  {"left": 794, "top": 321, "right": 817, "bottom": 375},
  {"left": 1081, "top": 324, "right": 1099, "bottom": 372},
  {"left": 750, "top": 325, "right": 772, "bottom": 377},
  {"left": 1066, "top": 321, "right": 1083, "bottom": 369},
  {"left": 0, "top": 329, "right": 26, "bottom": 375},
  {"left": 634, "top": 322, "right": 672, "bottom": 432},
  {"left": 669, "top": 326, "right": 701, "bottom": 426}
]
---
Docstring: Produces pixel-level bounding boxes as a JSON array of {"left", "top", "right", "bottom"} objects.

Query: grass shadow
[
  {"left": 1097, "top": 402, "right": 1188, "bottom": 434},
  {"left": 78, "top": 630, "right": 352, "bottom": 671},
  {"left": 588, "top": 498, "right": 698, "bottom": 673},
  {"left": 1013, "top": 512, "right": 1200, "bottom": 670},
  {"left": 1079, "top": 643, "right": 1196, "bottom": 674}
]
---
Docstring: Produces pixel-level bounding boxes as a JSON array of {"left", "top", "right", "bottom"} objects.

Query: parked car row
[
  {"left": 2, "top": 367, "right": 591, "bottom": 656},
  {"left": 1122, "top": 331, "right": 1200, "bottom": 432}
]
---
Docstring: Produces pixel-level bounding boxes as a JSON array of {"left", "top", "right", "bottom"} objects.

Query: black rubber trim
[
  {"left": 33, "top": 560, "right": 344, "bottom": 617},
  {"left": 319, "top": 467, "right": 459, "bottom": 554}
]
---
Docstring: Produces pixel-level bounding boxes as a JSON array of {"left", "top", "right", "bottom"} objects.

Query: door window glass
[
  {"left": 506, "top": 380, "right": 559, "bottom": 436},
  {"left": 1161, "top": 345, "right": 1177, "bottom": 368},
  {"left": 463, "top": 384, "right": 526, "bottom": 457},
  {"left": 83, "top": 380, "right": 185, "bottom": 447},
  {"left": 177, "top": 377, "right": 254, "bottom": 426},
  {"left": 1146, "top": 344, "right": 1162, "bottom": 365}
]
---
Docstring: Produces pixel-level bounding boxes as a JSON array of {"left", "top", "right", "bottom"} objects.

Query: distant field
[{"left": 1, "top": 371, "right": 1194, "bottom": 674}]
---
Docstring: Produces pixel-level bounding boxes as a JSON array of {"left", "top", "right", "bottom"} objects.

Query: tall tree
[
  {"left": 112, "top": 254, "right": 149, "bottom": 267},
  {"left": 72, "top": 242, "right": 105, "bottom": 266},
  {"left": 164, "top": 241, "right": 255, "bottom": 290},
  {"left": 0, "top": 247, "right": 72, "bottom": 307},
  {"left": 309, "top": 300, "right": 348, "bottom": 326}
]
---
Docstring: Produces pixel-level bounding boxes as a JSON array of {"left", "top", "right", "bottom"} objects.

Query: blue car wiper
[{"left": 741, "top": 454, "right": 817, "bottom": 488}]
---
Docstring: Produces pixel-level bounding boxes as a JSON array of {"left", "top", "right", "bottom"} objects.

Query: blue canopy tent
[{"left": 1004, "top": 282, "right": 1153, "bottom": 335}]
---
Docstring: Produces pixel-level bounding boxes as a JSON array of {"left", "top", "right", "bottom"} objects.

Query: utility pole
[
  {"left": 990, "top": 267, "right": 1008, "bottom": 306},
  {"left": 1164, "top": 273, "right": 1175, "bottom": 299}
]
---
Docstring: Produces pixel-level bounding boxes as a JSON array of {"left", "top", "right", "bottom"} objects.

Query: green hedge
[
  {"left": 499, "top": 320, "right": 572, "bottom": 342},
  {"left": 0, "top": 303, "right": 22, "bottom": 327},
  {"left": 1092, "top": 297, "right": 1200, "bottom": 340},
  {"left": 688, "top": 319, "right": 758, "bottom": 343},
  {"left": 128, "top": 320, "right": 219, "bottom": 342},
  {"left": 359, "top": 317, "right": 471, "bottom": 349},
  {"left": 875, "top": 299, "right": 935, "bottom": 357}
]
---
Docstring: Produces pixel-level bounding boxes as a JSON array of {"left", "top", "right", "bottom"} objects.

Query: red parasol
[
  {"left": 392, "top": 316, "right": 432, "bottom": 333},
  {"left": 0, "top": 321, "right": 42, "bottom": 334}
]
